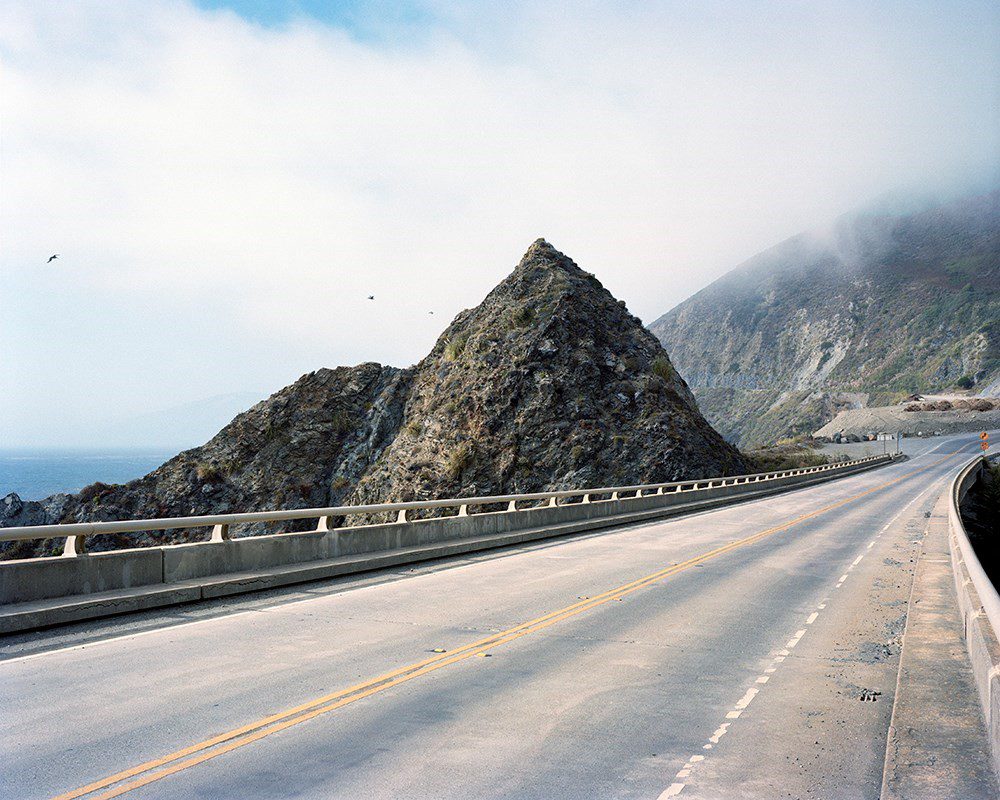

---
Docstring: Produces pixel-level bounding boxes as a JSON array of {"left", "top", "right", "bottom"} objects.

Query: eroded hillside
[{"left": 650, "top": 192, "right": 1000, "bottom": 447}]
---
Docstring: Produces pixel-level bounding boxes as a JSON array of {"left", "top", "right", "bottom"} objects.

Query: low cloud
[{"left": 1, "top": 0, "right": 998, "bottom": 445}]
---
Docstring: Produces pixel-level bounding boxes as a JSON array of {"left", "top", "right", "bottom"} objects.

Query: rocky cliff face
[
  {"left": 650, "top": 191, "right": 1000, "bottom": 447},
  {"left": 350, "top": 240, "right": 748, "bottom": 505},
  {"left": 3, "top": 240, "right": 748, "bottom": 557}
]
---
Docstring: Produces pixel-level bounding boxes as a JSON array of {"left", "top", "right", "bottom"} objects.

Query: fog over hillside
[{"left": 650, "top": 191, "right": 1000, "bottom": 447}]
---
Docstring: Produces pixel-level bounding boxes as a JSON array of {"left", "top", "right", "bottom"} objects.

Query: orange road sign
[
  {"left": 982, "top": 432, "right": 990, "bottom": 440},
  {"left": 983, "top": 442, "right": 991, "bottom": 451}
]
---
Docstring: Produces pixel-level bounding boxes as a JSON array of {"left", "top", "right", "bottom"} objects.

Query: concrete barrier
[
  {"left": 0, "top": 547, "right": 163, "bottom": 604},
  {"left": 0, "top": 454, "right": 896, "bottom": 631},
  {"left": 948, "top": 455, "right": 1000, "bottom": 780}
]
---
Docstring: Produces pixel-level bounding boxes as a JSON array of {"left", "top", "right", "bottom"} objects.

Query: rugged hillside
[
  {"left": 2, "top": 240, "right": 747, "bottom": 556},
  {"left": 650, "top": 191, "right": 1000, "bottom": 447},
  {"left": 350, "top": 239, "right": 748, "bottom": 505},
  {"left": 0, "top": 364, "right": 411, "bottom": 558}
]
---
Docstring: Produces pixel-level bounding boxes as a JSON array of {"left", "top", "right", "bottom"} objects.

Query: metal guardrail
[
  {"left": 0, "top": 455, "right": 890, "bottom": 557},
  {"left": 950, "top": 454, "right": 1000, "bottom": 642}
]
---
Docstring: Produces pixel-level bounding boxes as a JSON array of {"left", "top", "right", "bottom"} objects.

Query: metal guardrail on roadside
[{"left": 0, "top": 455, "right": 891, "bottom": 557}]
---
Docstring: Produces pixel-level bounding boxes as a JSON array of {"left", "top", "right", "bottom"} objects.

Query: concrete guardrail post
[{"left": 63, "top": 534, "right": 86, "bottom": 557}]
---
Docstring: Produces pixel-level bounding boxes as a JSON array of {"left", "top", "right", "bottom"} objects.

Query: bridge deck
[{"left": 1, "top": 434, "right": 995, "bottom": 799}]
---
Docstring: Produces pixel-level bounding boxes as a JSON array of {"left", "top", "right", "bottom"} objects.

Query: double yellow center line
[{"left": 53, "top": 446, "right": 969, "bottom": 800}]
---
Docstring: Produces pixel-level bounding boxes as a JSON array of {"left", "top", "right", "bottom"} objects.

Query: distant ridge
[
  {"left": 650, "top": 191, "right": 1000, "bottom": 447},
  {"left": 99, "top": 392, "right": 266, "bottom": 449}
]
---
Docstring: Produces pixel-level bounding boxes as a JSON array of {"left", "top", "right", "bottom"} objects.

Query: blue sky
[
  {"left": 194, "top": 0, "right": 432, "bottom": 36},
  {"left": 1, "top": 0, "right": 998, "bottom": 447},
  {"left": 196, "top": 0, "right": 365, "bottom": 25}
]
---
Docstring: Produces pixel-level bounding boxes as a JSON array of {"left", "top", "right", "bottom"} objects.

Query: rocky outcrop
[
  {"left": 0, "top": 493, "right": 71, "bottom": 559},
  {"left": 350, "top": 240, "right": 748, "bottom": 506},
  {"left": 3, "top": 240, "right": 748, "bottom": 557},
  {"left": 650, "top": 191, "right": 1000, "bottom": 447}
]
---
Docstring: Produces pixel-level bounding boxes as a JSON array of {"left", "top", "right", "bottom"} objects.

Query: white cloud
[{"left": 1, "top": 0, "right": 998, "bottom": 446}]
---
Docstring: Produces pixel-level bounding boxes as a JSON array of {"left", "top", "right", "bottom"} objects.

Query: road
[{"left": 1, "top": 433, "right": 995, "bottom": 799}]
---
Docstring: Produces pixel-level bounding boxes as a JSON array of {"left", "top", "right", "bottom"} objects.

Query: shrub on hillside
[
  {"left": 746, "top": 443, "right": 831, "bottom": 472},
  {"left": 652, "top": 357, "right": 676, "bottom": 382},
  {"left": 445, "top": 442, "right": 474, "bottom": 479},
  {"left": 403, "top": 419, "right": 423, "bottom": 437},
  {"left": 195, "top": 463, "right": 225, "bottom": 483},
  {"left": 79, "top": 482, "right": 114, "bottom": 503},
  {"left": 444, "top": 334, "right": 468, "bottom": 361},
  {"left": 511, "top": 305, "right": 535, "bottom": 327}
]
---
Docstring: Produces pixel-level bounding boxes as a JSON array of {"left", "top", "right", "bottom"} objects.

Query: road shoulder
[{"left": 881, "top": 491, "right": 999, "bottom": 799}]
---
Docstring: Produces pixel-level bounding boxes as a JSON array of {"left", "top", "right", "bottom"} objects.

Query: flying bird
[
  {"left": 367, "top": 295, "right": 375, "bottom": 300},
  {"left": 47, "top": 254, "right": 59, "bottom": 263},
  {"left": 428, "top": 311, "right": 435, "bottom": 315}
]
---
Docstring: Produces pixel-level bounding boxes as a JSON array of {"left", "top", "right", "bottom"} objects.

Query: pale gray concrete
[
  {"left": 881, "top": 491, "right": 999, "bottom": 799},
  {"left": 947, "top": 451, "right": 1000, "bottom": 781},
  {"left": 0, "top": 434, "right": 994, "bottom": 800},
  {"left": 0, "top": 546, "right": 165, "bottom": 604}
]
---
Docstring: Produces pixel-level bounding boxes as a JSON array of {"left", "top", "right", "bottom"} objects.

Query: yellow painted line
[{"left": 53, "top": 446, "right": 969, "bottom": 800}]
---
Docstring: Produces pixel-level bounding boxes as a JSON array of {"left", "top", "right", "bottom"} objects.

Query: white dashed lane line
[
  {"left": 657, "top": 592, "right": 829, "bottom": 798},
  {"left": 708, "top": 723, "right": 730, "bottom": 744},
  {"left": 655, "top": 476, "right": 945, "bottom": 798}
]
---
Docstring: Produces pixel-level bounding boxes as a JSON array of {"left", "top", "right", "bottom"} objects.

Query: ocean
[{"left": 0, "top": 449, "right": 177, "bottom": 501}]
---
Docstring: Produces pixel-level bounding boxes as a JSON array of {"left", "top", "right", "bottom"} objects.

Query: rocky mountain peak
[
  {"left": 512, "top": 237, "right": 584, "bottom": 278},
  {"left": 521, "top": 237, "right": 560, "bottom": 260},
  {"left": 469, "top": 237, "right": 596, "bottom": 310},
  {"left": 349, "top": 240, "right": 748, "bottom": 504},
  {"left": 432, "top": 240, "right": 656, "bottom": 360}
]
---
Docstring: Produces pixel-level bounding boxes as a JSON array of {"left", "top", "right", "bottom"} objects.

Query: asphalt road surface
[{"left": 1, "top": 433, "right": 994, "bottom": 799}]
